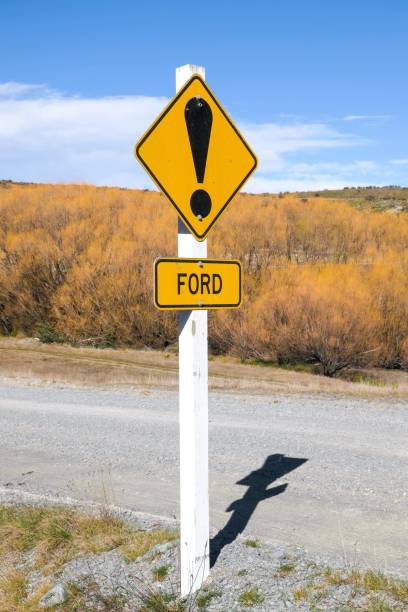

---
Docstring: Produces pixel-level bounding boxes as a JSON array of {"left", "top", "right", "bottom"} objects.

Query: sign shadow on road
[{"left": 210, "top": 454, "right": 308, "bottom": 567}]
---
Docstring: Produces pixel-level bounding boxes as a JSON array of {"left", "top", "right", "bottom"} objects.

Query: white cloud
[
  {"left": 343, "top": 114, "right": 391, "bottom": 122},
  {"left": 0, "top": 83, "right": 167, "bottom": 187},
  {"left": 0, "top": 81, "right": 58, "bottom": 99},
  {"left": 246, "top": 160, "right": 384, "bottom": 193},
  {"left": 240, "top": 122, "right": 362, "bottom": 175},
  {"left": 287, "top": 160, "right": 378, "bottom": 175},
  {"left": 389, "top": 158, "right": 408, "bottom": 166},
  {"left": 0, "top": 81, "right": 400, "bottom": 192}
]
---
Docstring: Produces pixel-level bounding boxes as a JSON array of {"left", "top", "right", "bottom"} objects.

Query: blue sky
[{"left": 1, "top": 0, "right": 407, "bottom": 191}]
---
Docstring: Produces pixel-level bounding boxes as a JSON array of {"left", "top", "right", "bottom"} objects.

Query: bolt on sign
[
  {"left": 134, "top": 75, "right": 257, "bottom": 240},
  {"left": 154, "top": 258, "right": 242, "bottom": 310}
]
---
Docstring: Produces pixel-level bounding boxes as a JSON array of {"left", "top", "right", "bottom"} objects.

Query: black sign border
[
  {"left": 135, "top": 75, "right": 257, "bottom": 241},
  {"left": 154, "top": 258, "right": 242, "bottom": 310}
]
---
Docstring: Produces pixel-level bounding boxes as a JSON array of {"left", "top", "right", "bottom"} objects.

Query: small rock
[{"left": 39, "top": 583, "right": 69, "bottom": 608}]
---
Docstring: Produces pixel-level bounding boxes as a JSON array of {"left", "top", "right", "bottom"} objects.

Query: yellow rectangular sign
[{"left": 154, "top": 258, "right": 242, "bottom": 310}]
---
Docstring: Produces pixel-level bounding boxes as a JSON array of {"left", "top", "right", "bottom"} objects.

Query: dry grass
[
  {"left": 288, "top": 566, "right": 408, "bottom": 609},
  {"left": 0, "top": 570, "right": 28, "bottom": 609},
  {"left": 121, "top": 531, "right": 176, "bottom": 563},
  {"left": 0, "top": 504, "right": 175, "bottom": 569},
  {"left": 322, "top": 567, "right": 408, "bottom": 600},
  {"left": 243, "top": 538, "right": 260, "bottom": 548},
  {"left": 293, "top": 586, "right": 308, "bottom": 601},
  {"left": 153, "top": 564, "right": 170, "bottom": 582},
  {"left": 276, "top": 561, "right": 296, "bottom": 576},
  {"left": 195, "top": 589, "right": 221, "bottom": 609},
  {"left": 0, "top": 504, "right": 176, "bottom": 610},
  {"left": 1, "top": 337, "right": 408, "bottom": 398},
  {"left": 301, "top": 567, "right": 408, "bottom": 609},
  {"left": 0, "top": 568, "right": 51, "bottom": 611},
  {"left": 238, "top": 586, "right": 264, "bottom": 607},
  {"left": 60, "top": 579, "right": 129, "bottom": 611}
]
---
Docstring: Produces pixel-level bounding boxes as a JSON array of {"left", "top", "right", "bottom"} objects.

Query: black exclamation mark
[{"left": 185, "top": 96, "right": 212, "bottom": 219}]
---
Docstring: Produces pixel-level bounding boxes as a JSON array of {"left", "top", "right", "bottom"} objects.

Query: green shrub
[{"left": 35, "top": 323, "right": 67, "bottom": 344}]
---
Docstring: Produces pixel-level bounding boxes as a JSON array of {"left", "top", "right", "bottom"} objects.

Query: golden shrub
[{"left": 0, "top": 182, "right": 407, "bottom": 372}]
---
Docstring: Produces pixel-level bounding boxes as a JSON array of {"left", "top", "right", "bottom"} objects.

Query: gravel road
[{"left": 0, "top": 381, "right": 407, "bottom": 576}]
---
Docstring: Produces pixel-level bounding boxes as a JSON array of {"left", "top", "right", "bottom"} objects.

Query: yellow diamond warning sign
[
  {"left": 135, "top": 75, "right": 257, "bottom": 241},
  {"left": 154, "top": 258, "right": 242, "bottom": 310}
]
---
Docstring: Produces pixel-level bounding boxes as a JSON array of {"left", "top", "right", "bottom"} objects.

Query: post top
[
  {"left": 176, "top": 64, "right": 205, "bottom": 75},
  {"left": 176, "top": 65, "right": 205, "bottom": 91}
]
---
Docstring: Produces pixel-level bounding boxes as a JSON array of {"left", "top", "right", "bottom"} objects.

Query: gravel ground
[
  {"left": 0, "top": 379, "right": 407, "bottom": 580},
  {"left": 55, "top": 533, "right": 406, "bottom": 611},
  {"left": 2, "top": 489, "right": 406, "bottom": 610}
]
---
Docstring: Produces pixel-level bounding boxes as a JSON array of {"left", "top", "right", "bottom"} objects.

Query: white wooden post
[{"left": 176, "top": 64, "right": 209, "bottom": 596}]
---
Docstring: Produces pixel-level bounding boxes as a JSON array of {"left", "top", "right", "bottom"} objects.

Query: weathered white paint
[{"left": 176, "top": 64, "right": 210, "bottom": 596}]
